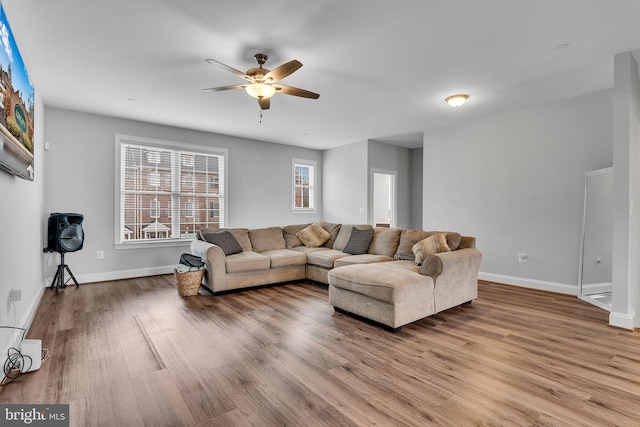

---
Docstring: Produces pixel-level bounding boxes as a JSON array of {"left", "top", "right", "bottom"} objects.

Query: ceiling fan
[{"left": 203, "top": 53, "right": 320, "bottom": 110}]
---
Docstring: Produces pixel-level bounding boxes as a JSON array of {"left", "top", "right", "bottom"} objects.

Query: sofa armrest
[
  {"left": 190, "top": 239, "right": 227, "bottom": 291},
  {"left": 423, "top": 248, "right": 482, "bottom": 313}
]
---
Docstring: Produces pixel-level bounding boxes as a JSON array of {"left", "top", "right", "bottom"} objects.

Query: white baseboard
[
  {"left": 44, "top": 265, "right": 175, "bottom": 286},
  {"left": 581, "top": 282, "right": 613, "bottom": 294},
  {"left": 479, "top": 272, "right": 577, "bottom": 295},
  {"left": 609, "top": 311, "right": 636, "bottom": 330}
]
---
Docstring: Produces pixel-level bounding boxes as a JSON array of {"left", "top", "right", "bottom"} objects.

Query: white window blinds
[{"left": 118, "top": 136, "right": 226, "bottom": 243}]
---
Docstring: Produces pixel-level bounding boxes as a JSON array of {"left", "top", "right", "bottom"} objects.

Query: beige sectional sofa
[{"left": 190, "top": 221, "right": 482, "bottom": 330}]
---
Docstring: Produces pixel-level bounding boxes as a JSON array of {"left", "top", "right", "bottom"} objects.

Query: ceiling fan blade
[
  {"left": 203, "top": 84, "right": 246, "bottom": 93},
  {"left": 274, "top": 84, "right": 320, "bottom": 99},
  {"left": 258, "top": 98, "right": 270, "bottom": 110},
  {"left": 264, "top": 60, "right": 302, "bottom": 83},
  {"left": 205, "top": 58, "right": 250, "bottom": 80}
]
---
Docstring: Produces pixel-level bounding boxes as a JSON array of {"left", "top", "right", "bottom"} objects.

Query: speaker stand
[{"left": 50, "top": 252, "right": 79, "bottom": 293}]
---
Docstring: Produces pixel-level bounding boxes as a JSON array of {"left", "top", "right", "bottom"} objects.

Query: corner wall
[
  {"left": 423, "top": 90, "right": 612, "bottom": 294},
  {"left": 611, "top": 51, "right": 640, "bottom": 329},
  {"left": 411, "top": 147, "right": 423, "bottom": 229}
]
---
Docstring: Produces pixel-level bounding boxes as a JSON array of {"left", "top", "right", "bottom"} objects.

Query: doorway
[{"left": 372, "top": 170, "right": 396, "bottom": 227}]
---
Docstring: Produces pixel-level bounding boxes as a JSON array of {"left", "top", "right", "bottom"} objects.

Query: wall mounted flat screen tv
[{"left": 0, "top": 2, "right": 34, "bottom": 181}]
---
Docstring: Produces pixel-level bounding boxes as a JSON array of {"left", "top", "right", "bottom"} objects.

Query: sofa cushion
[
  {"left": 369, "top": 227, "right": 402, "bottom": 257},
  {"left": 412, "top": 233, "right": 450, "bottom": 265},
  {"left": 343, "top": 228, "right": 375, "bottom": 255},
  {"left": 334, "top": 254, "right": 394, "bottom": 268},
  {"left": 328, "top": 262, "right": 433, "bottom": 304},
  {"left": 333, "top": 224, "right": 373, "bottom": 251},
  {"left": 260, "top": 249, "right": 307, "bottom": 268},
  {"left": 394, "top": 229, "right": 431, "bottom": 260},
  {"left": 291, "top": 246, "right": 331, "bottom": 255},
  {"left": 319, "top": 221, "right": 341, "bottom": 248},
  {"left": 283, "top": 223, "right": 311, "bottom": 248},
  {"left": 201, "top": 230, "right": 243, "bottom": 256},
  {"left": 249, "top": 227, "right": 286, "bottom": 253},
  {"left": 225, "top": 251, "right": 270, "bottom": 273},
  {"left": 306, "top": 249, "right": 351, "bottom": 268},
  {"left": 227, "top": 228, "right": 253, "bottom": 252},
  {"left": 297, "top": 223, "right": 331, "bottom": 247}
]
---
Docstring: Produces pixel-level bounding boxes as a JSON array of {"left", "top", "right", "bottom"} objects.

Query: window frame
[
  {"left": 292, "top": 158, "right": 317, "bottom": 213},
  {"left": 114, "top": 133, "right": 228, "bottom": 249}
]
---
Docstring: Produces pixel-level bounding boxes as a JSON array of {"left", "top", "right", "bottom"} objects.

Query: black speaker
[{"left": 45, "top": 213, "right": 84, "bottom": 254}]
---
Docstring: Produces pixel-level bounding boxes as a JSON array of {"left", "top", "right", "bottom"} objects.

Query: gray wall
[
  {"left": 423, "top": 90, "right": 613, "bottom": 294},
  {"left": 322, "top": 140, "right": 368, "bottom": 224},
  {"left": 0, "top": 95, "right": 45, "bottom": 354},
  {"left": 43, "top": 108, "right": 322, "bottom": 283}
]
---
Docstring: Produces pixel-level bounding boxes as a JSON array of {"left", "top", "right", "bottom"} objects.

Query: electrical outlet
[
  {"left": 518, "top": 253, "right": 527, "bottom": 263},
  {"left": 97, "top": 250, "right": 104, "bottom": 259}
]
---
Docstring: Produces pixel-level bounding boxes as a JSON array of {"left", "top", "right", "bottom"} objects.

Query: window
[
  {"left": 150, "top": 199, "right": 159, "bottom": 219},
  {"left": 208, "top": 175, "right": 219, "bottom": 191},
  {"left": 292, "top": 158, "right": 316, "bottom": 211},
  {"left": 210, "top": 201, "right": 220, "bottom": 219},
  {"left": 116, "top": 134, "right": 227, "bottom": 246},
  {"left": 184, "top": 200, "right": 195, "bottom": 218}
]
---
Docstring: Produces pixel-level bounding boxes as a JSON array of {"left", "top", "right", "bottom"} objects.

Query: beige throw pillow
[
  {"left": 283, "top": 223, "right": 311, "bottom": 248},
  {"left": 412, "top": 233, "right": 450, "bottom": 265},
  {"left": 296, "top": 223, "right": 331, "bottom": 248}
]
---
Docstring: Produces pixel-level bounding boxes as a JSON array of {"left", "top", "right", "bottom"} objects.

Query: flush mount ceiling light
[{"left": 445, "top": 94, "right": 469, "bottom": 107}]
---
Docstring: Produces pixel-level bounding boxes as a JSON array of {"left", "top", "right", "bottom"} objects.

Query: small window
[
  {"left": 185, "top": 200, "right": 195, "bottom": 218},
  {"left": 292, "top": 158, "right": 316, "bottom": 211},
  {"left": 208, "top": 175, "right": 219, "bottom": 192},
  {"left": 210, "top": 201, "right": 220, "bottom": 218},
  {"left": 150, "top": 199, "right": 159, "bottom": 219}
]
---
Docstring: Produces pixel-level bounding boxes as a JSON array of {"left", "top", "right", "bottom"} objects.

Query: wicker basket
[{"left": 174, "top": 269, "right": 204, "bottom": 297}]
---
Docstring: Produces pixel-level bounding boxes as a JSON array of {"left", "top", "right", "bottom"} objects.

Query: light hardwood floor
[{"left": 1, "top": 277, "right": 639, "bottom": 426}]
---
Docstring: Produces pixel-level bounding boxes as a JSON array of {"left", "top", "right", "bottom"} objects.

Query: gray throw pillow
[
  {"left": 343, "top": 228, "right": 374, "bottom": 255},
  {"left": 202, "top": 230, "right": 243, "bottom": 256}
]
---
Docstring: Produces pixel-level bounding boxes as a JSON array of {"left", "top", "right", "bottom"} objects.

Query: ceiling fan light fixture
[
  {"left": 246, "top": 83, "right": 276, "bottom": 100},
  {"left": 445, "top": 94, "right": 469, "bottom": 107}
]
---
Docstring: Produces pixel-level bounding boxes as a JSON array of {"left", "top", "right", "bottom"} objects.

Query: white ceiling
[{"left": 3, "top": 0, "right": 640, "bottom": 150}]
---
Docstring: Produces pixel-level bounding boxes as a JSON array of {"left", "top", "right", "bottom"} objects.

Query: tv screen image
[{"left": 0, "top": 2, "right": 34, "bottom": 181}]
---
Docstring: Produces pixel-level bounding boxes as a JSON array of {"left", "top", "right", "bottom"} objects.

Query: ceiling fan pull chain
[{"left": 260, "top": 109, "right": 263, "bottom": 123}]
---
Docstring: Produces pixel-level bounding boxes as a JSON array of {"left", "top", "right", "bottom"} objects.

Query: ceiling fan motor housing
[{"left": 246, "top": 68, "right": 269, "bottom": 82}]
